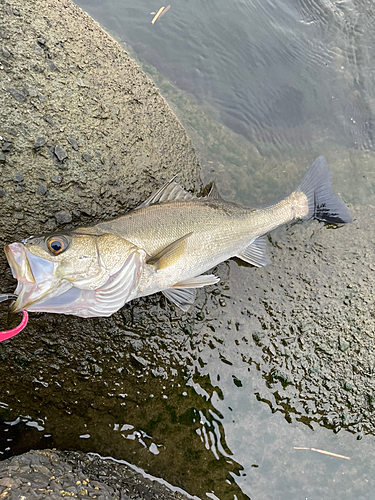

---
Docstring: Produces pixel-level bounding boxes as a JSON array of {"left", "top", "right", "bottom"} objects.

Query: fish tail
[{"left": 296, "top": 156, "right": 352, "bottom": 224}]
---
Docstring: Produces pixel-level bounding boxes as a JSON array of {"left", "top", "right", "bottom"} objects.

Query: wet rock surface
[
  {"left": 0, "top": 0, "right": 200, "bottom": 496},
  {"left": 0, "top": 0, "right": 200, "bottom": 254},
  {"left": 0, "top": 449, "right": 189, "bottom": 499}
]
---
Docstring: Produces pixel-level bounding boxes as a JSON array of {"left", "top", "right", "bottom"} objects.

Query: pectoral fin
[
  {"left": 237, "top": 236, "right": 271, "bottom": 267},
  {"left": 147, "top": 232, "right": 193, "bottom": 270}
]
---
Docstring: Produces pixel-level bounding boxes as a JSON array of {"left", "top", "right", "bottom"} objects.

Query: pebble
[
  {"left": 37, "top": 184, "right": 48, "bottom": 195},
  {"left": 51, "top": 174, "right": 63, "bottom": 184},
  {"left": 55, "top": 210, "right": 72, "bottom": 224},
  {"left": 7, "top": 87, "right": 26, "bottom": 103},
  {"left": 2, "top": 46, "right": 11, "bottom": 58},
  {"left": 34, "top": 137, "right": 46, "bottom": 148},
  {"left": 67, "top": 137, "right": 78, "bottom": 150},
  {"left": 46, "top": 59, "right": 59, "bottom": 72},
  {"left": 13, "top": 172, "right": 24, "bottom": 183},
  {"left": 54, "top": 145, "right": 68, "bottom": 161}
]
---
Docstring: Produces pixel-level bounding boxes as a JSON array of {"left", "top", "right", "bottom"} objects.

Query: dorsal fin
[
  {"left": 137, "top": 176, "right": 195, "bottom": 209},
  {"left": 146, "top": 232, "right": 193, "bottom": 270},
  {"left": 207, "top": 181, "right": 223, "bottom": 200}
]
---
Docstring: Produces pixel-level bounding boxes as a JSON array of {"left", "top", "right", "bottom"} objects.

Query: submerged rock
[{"left": 0, "top": 449, "right": 190, "bottom": 500}]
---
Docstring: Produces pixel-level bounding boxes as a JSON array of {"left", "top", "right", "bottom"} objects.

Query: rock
[
  {"left": 0, "top": 450, "right": 190, "bottom": 500},
  {"left": 67, "top": 137, "right": 78, "bottom": 150},
  {"left": 13, "top": 172, "right": 24, "bottom": 183},
  {"left": 2, "top": 142, "right": 12, "bottom": 152},
  {"left": 2, "top": 45, "right": 11, "bottom": 57},
  {"left": 0, "top": 0, "right": 200, "bottom": 496},
  {"left": 54, "top": 145, "right": 67, "bottom": 161},
  {"left": 46, "top": 58, "right": 59, "bottom": 71},
  {"left": 34, "top": 137, "right": 46, "bottom": 148},
  {"left": 37, "top": 184, "right": 48, "bottom": 195},
  {"left": 82, "top": 153, "right": 91, "bottom": 162},
  {"left": 55, "top": 210, "right": 72, "bottom": 224},
  {"left": 7, "top": 87, "right": 26, "bottom": 103},
  {"left": 51, "top": 174, "right": 63, "bottom": 183}
]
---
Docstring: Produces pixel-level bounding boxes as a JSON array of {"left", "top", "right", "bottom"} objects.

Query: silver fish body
[{"left": 4, "top": 157, "right": 352, "bottom": 317}]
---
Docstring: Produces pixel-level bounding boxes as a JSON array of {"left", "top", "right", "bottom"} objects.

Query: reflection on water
[
  {"left": 2, "top": 0, "right": 375, "bottom": 498},
  {"left": 76, "top": 0, "right": 375, "bottom": 153}
]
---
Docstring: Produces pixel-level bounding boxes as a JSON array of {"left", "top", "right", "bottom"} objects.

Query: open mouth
[{"left": 4, "top": 243, "right": 59, "bottom": 312}]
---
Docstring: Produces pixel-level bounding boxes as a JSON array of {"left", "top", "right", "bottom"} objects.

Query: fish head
[{"left": 4, "top": 232, "right": 145, "bottom": 317}]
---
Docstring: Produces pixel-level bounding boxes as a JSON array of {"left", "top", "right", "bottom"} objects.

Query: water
[{"left": 1, "top": 0, "right": 375, "bottom": 499}]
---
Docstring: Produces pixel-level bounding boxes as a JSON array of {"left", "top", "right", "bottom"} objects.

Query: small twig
[
  {"left": 294, "top": 446, "right": 350, "bottom": 460},
  {"left": 151, "top": 6, "right": 165, "bottom": 24},
  {"left": 159, "top": 5, "right": 170, "bottom": 19}
]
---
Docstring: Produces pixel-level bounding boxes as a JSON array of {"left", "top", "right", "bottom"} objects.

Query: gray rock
[
  {"left": 82, "top": 153, "right": 91, "bottom": 162},
  {"left": 37, "top": 184, "right": 48, "bottom": 195},
  {"left": 51, "top": 174, "right": 63, "bottom": 183},
  {"left": 34, "top": 137, "right": 46, "bottom": 148},
  {"left": 0, "top": 0, "right": 199, "bottom": 497},
  {"left": 2, "top": 142, "right": 12, "bottom": 152},
  {"left": 0, "top": 450, "right": 190, "bottom": 500},
  {"left": 13, "top": 172, "right": 24, "bottom": 183},
  {"left": 54, "top": 144, "right": 68, "bottom": 161},
  {"left": 55, "top": 210, "right": 72, "bottom": 224},
  {"left": 67, "top": 137, "right": 78, "bottom": 150},
  {"left": 46, "top": 59, "right": 59, "bottom": 71},
  {"left": 2, "top": 45, "right": 11, "bottom": 57},
  {"left": 7, "top": 87, "right": 26, "bottom": 103}
]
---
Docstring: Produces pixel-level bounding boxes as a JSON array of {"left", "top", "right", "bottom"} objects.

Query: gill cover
[{"left": 5, "top": 233, "right": 146, "bottom": 318}]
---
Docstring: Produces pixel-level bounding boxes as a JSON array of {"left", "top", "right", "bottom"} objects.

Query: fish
[{"left": 4, "top": 156, "right": 352, "bottom": 318}]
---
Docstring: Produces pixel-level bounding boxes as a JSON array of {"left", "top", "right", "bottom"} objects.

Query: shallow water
[{"left": 2, "top": 0, "right": 375, "bottom": 499}]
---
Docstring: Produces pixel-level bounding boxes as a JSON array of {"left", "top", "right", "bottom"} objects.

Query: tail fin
[{"left": 297, "top": 156, "right": 352, "bottom": 224}]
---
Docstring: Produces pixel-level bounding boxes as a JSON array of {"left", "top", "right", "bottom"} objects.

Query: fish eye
[{"left": 46, "top": 236, "right": 69, "bottom": 255}]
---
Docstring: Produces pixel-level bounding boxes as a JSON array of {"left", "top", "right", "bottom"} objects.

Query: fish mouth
[{"left": 4, "top": 243, "right": 67, "bottom": 313}]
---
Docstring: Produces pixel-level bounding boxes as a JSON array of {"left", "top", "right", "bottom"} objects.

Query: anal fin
[{"left": 237, "top": 236, "right": 271, "bottom": 267}]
